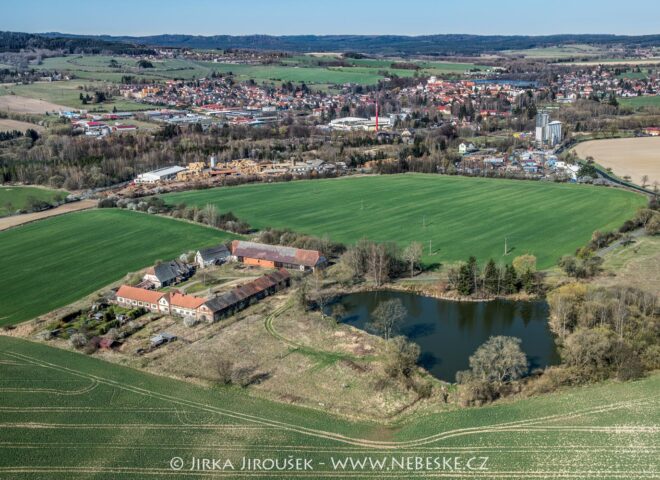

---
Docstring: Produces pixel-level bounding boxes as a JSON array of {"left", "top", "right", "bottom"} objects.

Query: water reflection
[{"left": 329, "top": 290, "right": 560, "bottom": 382}]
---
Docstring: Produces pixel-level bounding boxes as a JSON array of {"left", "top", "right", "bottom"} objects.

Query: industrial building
[
  {"left": 535, "top": 111, "right": 563, "bottom": 147},
  {"left": 134, "top": 166, "right": 187, "bottom": 184}
]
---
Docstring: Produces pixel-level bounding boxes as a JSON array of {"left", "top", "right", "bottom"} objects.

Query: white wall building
[
  {"left": 535, "top": 112, "right": 563, "bottom": 147},
  {"left": 135, "top": 166, "right": 187, "bottom": 184}
]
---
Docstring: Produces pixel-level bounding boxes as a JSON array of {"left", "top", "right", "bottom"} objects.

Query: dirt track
[
  {"left": 0, "top": 95, "right": 70, "bottom": 114},
  {"left": 0, "top": 200, "right": 97, "bottom": 232},
  {"left": 573, "top": 136, "right": 660, "bottom": 187}
]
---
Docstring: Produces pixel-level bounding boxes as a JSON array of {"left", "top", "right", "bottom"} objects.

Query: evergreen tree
[
  {"left": 503, "top": 264, "right": 519, "bottom": 295},
  {"left": 521, "top": 270, "right": 537, "bottom": 294},
  {"left": 457, "top": 264, "right": 473, "bottom": 296},
  {"left": 467, "top": 256, "right": 479, "bottom": 293},
  {"left": 483, "top": 259, "right": 499, "bottom": 294}
]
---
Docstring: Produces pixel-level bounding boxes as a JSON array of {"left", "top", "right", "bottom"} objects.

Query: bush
[
  {"left": 69, "top": 333, "right": 88, "bottom": 349},
  {"left": 183, "top": 316, "right": 198, "bottom": 328},
  {"left": 215, "top": 358, "right": 233, "bottom": 385},
  {"left": 97, "top": 197, "right": 117, "bottom": 208},
  {"left": 458, "top": 379, "right": 499, "bottom": 407}
]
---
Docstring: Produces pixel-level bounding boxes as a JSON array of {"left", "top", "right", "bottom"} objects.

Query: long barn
[{"left": 230, "top": 240, "right": 325, "bottom": 272}]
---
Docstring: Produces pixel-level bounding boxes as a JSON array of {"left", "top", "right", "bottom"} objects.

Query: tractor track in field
[{"left": 2, "top": 350, "right": 658, "bottom": 450}]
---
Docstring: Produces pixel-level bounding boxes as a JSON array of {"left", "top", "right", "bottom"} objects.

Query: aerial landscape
[{"left": 0, "top": 0, "right": 659, "bottom": 478}]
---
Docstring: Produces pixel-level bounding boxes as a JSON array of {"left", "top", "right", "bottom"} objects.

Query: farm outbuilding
[
  {"left": 230, "top": 240, "right": 325, "bottom": 272},
  {"left": 199, "top": 269, "right": 291, "bottom": 322}
]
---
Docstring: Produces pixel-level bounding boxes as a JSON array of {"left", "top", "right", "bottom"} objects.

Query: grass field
[
  {"left": 0, "top": 335, "right": 657, "bottom": 478},
  {"left": 597, "top": 235, "right": 660, "bottom": 294},
  {"left": 161, "top": 175, "right": 646, "bottom": 270},
  {"left": 0, "top": 81, "right": 150, "bottom": 112},
  {"left": 0, "top": 186, "right": 67, "bottom": 217},
  {"left": 620, "top": 95, "right": 660, "bottom": 109},
  {"left": 0, "top": 209, "right": 238, "bottom": 326},
  {"left": 573, "top": 137, "right": 660, "bottom": 186},
  {"left": 32, "top": 55, "right": 487, "bottom": 86}
]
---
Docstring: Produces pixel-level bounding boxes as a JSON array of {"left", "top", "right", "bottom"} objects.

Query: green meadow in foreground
[
  {"left": 0, "top": 336, "right": 657, "bottom": 479},
  {"left": 0, "top": 186, "right": 67, "bottom": 216},
  {"left": 0, "top": 209, "right": 237, "bottom": 326},
  {"left": 162, "top": 175, "right": 646, "bottom": 269}
]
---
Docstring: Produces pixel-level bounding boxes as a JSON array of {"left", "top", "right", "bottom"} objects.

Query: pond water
[{"left": 329, "top": 291, "right": 559, "bottom": 382}]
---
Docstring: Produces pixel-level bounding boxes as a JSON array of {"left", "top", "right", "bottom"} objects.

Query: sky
[{"left": 3, "top": 0, "right": 660, "bottom": 37}]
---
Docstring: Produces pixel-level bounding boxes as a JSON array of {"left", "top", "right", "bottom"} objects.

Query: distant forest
[
  {"left": 0, "top": 31, "right": 156, "bottom": 55},
  {"left": 38, "top": 32, "right": 660, "bottom": 56}
]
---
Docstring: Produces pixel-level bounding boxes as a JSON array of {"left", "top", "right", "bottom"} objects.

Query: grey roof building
[
  {"left": 143, "top": 259, "right": 193, "bottom": 287},
  {"left": 195, "top": 244, "right": 231, "bottom": 268}
]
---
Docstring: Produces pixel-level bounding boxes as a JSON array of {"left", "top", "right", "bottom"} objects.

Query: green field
[
  {"left": 620, "top": 95, "right": 660, "bottom": 108},
  {"left": 0, "top": 80, "right": 150, "bottom": 112},
  {"left": 0, "top": 209, "right": 238, "bottom": 326},
  {"left": 0, "top": 186, "right": 67, "bottom": 216},
  {"left": 0, "top": 335, "right": 657, "bottom": 479},
  {"left": 32, "top": 54, "right": 487, "bottom": 86},
  {"left": 161, "top": 175, "right": 646, "bottom": 270}
]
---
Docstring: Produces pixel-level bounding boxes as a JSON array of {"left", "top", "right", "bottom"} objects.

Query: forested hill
[
  {"left": 0, "top": 31, "right": 156, "bottom": 55},
  {"left": 39, "top": 32, "right": 660, "bottom": 55}
]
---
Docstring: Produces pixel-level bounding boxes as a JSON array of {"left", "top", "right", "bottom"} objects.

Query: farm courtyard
[
  {"left": 0, "top": 209, "right": 237, "bottom": 326},
  {"left": 162, "top": 174, "right": 646, "bottom": 269}
]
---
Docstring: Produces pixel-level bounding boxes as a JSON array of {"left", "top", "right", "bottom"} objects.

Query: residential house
[
  {"left": 142, "top": 260, "right": 194, "bottom": 288},
  {"left": 115, "top": 285, "right": 166, "bottom": 312},
  {"left": 195, "top": 244, "right": 231, "bottom": 268}
]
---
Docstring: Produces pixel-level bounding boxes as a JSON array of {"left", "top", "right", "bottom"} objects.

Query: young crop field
[
  {"left": 0, "top": 209, "right": 237, "bottom": 326},
  {"left": 162, "top": 175, "right": 646, "bottom": 270},
  {"left": 0, "top": 186, "right": 67, "bottom": 217},
  {"left": 0, "top": 335, "right": 657, "bottom": 479}
]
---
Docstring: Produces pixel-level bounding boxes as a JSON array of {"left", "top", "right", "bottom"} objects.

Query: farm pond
[{"left": 328, "top": 291, "right": 559, "bottom": 382}]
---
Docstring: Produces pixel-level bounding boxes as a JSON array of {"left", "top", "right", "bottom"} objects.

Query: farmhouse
[
  {"left": 200, "top": 269, "right": 291, "bottom": 322},
  {"left": 115, "top": 285, "right": 166, "bottom": 312},
  {"left": 142, "top": 259, "right": 194, "bottom": 288},
  {"left": 230, "top": 240, "right": 326, "bottom": 272},
  {"left": 168, "top": 292, "right": 206, "bottom": 318},
  {"left": 115, "top": 269, "right": 290, "bottom": 323},
  {"left": 195, "top": 244, "right": 231, "bottom": 268}
]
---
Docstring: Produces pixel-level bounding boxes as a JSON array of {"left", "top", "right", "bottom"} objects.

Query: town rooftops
[
  {"left": 231, "top": 240, "right": 324, "bottom": 268},
  {"left": 116, "top": 285, "right": 165, "bottom": 304}
]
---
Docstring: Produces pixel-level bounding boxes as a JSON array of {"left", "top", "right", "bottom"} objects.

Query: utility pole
[{"left": 429, "top": 239, "right": 432, "bottom": 255}]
